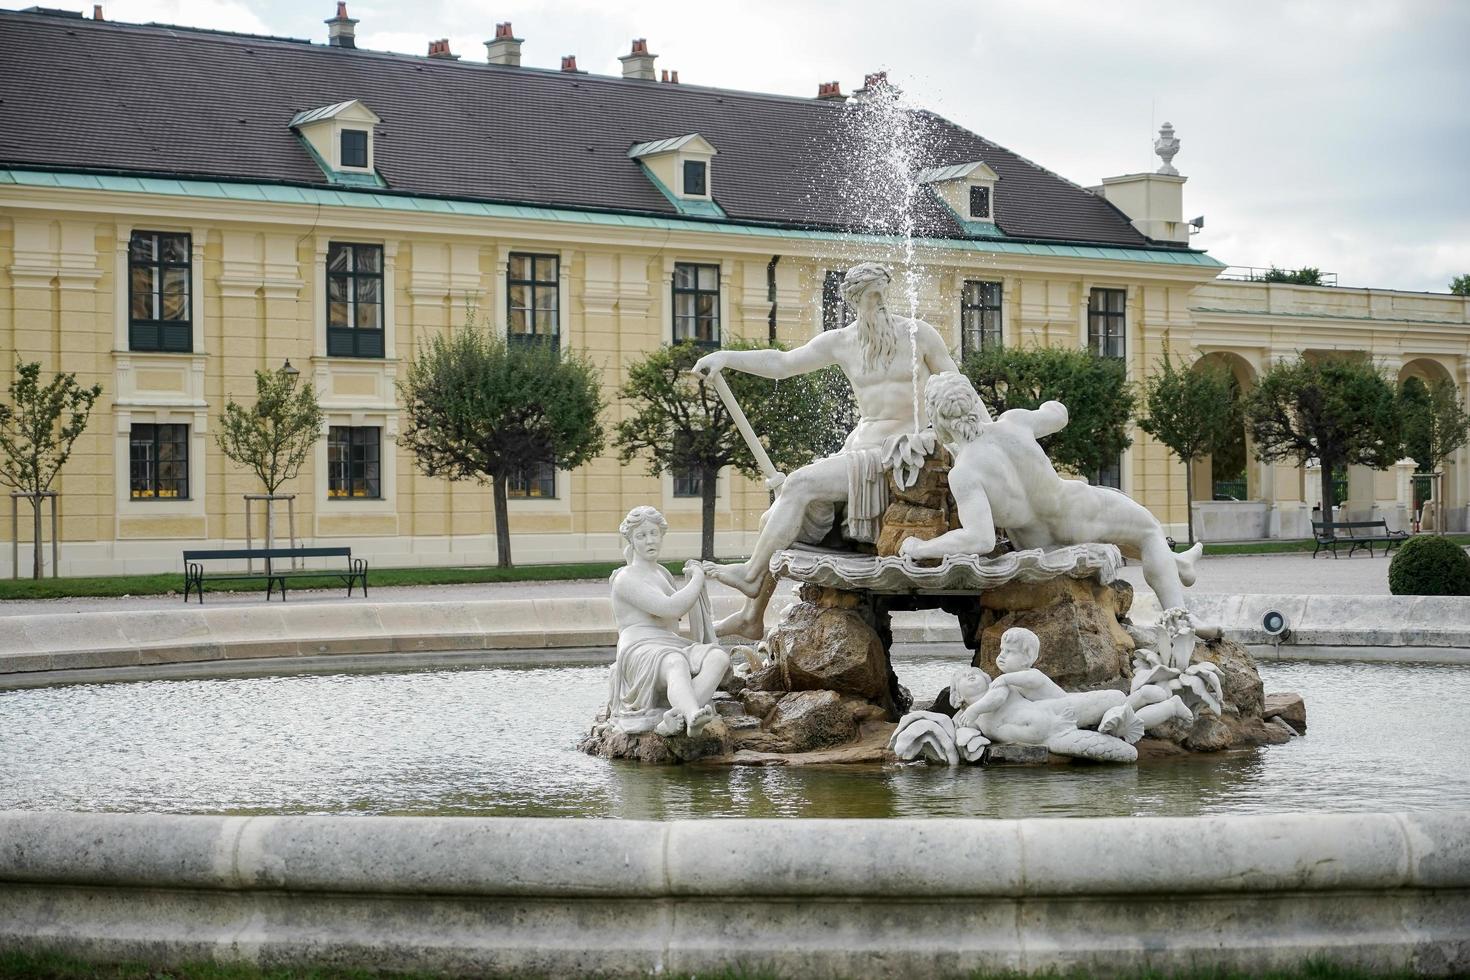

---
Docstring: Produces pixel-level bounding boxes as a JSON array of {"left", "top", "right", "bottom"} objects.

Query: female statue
[{"left": 606, "top": 506, "right": 731, "bottom": 738}]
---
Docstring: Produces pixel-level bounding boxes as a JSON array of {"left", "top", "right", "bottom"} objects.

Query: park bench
[
  {"left": 181, "top": 546, "right": 368, "bottom": 602},
  {"left": 1311, "top": 519, "right": 1409, "bottom": 559}
]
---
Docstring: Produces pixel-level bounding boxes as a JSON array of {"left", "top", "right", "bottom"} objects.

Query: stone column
[
  {"left": 1392, "top": 458, "right": 1419, "bottom": 533},
  {"left": 1304, "top": 460, "right": 1323, "bottom": 520}
]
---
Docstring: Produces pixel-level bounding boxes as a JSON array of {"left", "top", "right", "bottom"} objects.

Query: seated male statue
[
  {"left": 692, "top": 263, "right": 957, "bottom": 638},
  {"left": 903, "top": 371, "right": 1203, "bottom": 614}
]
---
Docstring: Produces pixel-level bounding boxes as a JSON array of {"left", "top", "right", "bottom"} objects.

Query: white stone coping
[{"left": 0, "top": 810, "right": 1465, "bottom": 975}]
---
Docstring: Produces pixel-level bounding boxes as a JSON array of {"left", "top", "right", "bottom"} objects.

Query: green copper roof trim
[
  {"left": 926, "top": 188, "right": 1004, "bottom": 239},
  {"left": 293, "top": 134, "right": 387, "bottom": 189},
  {"left": 0, "top": 168, "right": 1225, "bottom": 269},
  {"left": 637, "top": 163, "right": 727, "bottom": 219}
]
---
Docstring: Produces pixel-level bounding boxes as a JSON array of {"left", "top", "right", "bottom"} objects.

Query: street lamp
[{"left": 281, "top": 358, "right": 299, "bottom": 378}]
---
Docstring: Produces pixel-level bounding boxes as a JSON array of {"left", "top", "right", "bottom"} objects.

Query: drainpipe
[{"left": 767, "top": 255, "right": 781, "bottom": 343}]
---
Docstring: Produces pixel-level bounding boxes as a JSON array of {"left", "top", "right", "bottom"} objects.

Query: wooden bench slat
[{"left": 182, "top": 546, "right": 367, "bottom": 603}]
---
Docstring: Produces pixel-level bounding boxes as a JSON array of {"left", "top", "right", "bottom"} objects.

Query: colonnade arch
[
  {"left": 1186, "top": 350, "right": 1258, "bottom": 505},
  {"left": 1397, "top": 356, "right": 1463, "bottom": 520}
]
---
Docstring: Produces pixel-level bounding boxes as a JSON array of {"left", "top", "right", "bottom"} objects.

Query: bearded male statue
[{"left": 692, "top": 263, "right": 957, "bottom": 638}]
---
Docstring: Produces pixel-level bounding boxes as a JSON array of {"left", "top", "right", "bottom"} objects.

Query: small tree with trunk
[
  {"left": 1243, "top": 354, "right": 1401, "bottom": 525},
  {"left": 1398, "top": 375, "right": 1470, "bottom": 476},
  {"left": 1138, "top": 349, "right": 1240, "bottom": 545},
  {"left": 0, "top": 361, "right": 102, "bottom": 578},
  {"left": 215, "top": 365, "right": 325, "bottom": 497},
  {"left": 615, "top": 340, "right": 832, "bottom": 560},
  {"left": 397, "top": 318, "right": 605, "bottom": 568},
  {"left": 960, "top": 345, "right": 1134, "bottom": 477}
]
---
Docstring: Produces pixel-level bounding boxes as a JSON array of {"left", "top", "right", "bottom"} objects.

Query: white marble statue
[
  {"left": 901, "top": 371, "right": 1203, "bottom": 613},
  {"left": 692, "top": 263, "right": 958, "bottom": 638},
  {"left": 605, "top": 506, "right": 731, "bottom": 738},
  {"left": 952, "top": 661, "right": 1138, "bottom": 765},
  {"left": 1128, "top": 608, "right": 1225, "bottom": 713}
]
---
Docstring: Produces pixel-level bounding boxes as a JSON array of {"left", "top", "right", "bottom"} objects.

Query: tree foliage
[
  {"left": 0, "top": 361, "right": 103, "bottom": 578},
  {"left": 959, "top": 345, "right": 1134, "bottom": 477},
  {"left": 1398, "top": 375, "right": 1470, "bottom": 474},
  {"left": 1137, "top": 349, "right": 1239, "bottom": 543},
  {"left": 1389, "top": 535, "right": 1470, "bottom": 597},
  {"left": 1260, "top": 266, "right": 1324, "bottom": 286},
  {"left": 398, "top": 318, "right": 606, "bottom": 567},
  {"left": 1243, "top": 354, "right": 1400, "bottom": 519},
  {"left": 215, "top": 366, "right": 325, "bottom": 497},
  {"left": 1449, "top": 274, "right": 1470, "bottom": 296},
  {"left": 615, "top": 340, "right": 833, "bottom": 560}
]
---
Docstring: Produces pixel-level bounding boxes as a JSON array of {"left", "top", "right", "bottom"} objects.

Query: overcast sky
[{"left": 69, "top": 0, "right": 1470, "bottom": 293}]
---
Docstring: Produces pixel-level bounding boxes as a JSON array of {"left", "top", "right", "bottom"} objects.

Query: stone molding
[{"left": 772, "top": 544, "right": 1123, "bottom": 593}]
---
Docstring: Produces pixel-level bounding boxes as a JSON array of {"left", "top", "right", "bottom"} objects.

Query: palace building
[{"left": 1, "top": 5, "right": 1467, "bottom": 575}]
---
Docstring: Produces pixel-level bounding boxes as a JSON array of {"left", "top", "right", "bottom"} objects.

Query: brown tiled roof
[{"left": 0, "top": 8, "right": 1168, "bottom": 248}]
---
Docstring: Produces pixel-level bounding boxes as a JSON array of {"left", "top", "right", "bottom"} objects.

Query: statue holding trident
[{"left": 692, "top": 263, "right": 958, "bottom": 638}]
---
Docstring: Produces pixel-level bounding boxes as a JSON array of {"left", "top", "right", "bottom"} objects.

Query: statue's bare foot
[
  {"left": 686, "top": 704, "right": 717, "bottom": 737},
  {"left": 704, "top": 562, "right": 764, "bottom": 599},
  {"left": 654, "top": 707, "right": 686, "bottom": 738},
  {"left": 715, "top": 603, "right": 766, "bottom": 642}
]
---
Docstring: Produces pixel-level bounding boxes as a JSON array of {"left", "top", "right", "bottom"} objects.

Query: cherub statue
[
  {"left": 901, "top": 371, "right": 1203, "bottom": 615},
  {"left": 605, "top": 506, "right": 731, "bottom": 738}
]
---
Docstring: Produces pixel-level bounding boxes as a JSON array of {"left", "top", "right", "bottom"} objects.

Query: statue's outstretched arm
[
  {"left": 899, "top": 475, "right": 997, "bottom": 559},
  {"left": 692, "top": 333, "right": 838, "bottom": 381},
  {"left": 1000, "top": 400, "right": 1069, "bottom": 439}
]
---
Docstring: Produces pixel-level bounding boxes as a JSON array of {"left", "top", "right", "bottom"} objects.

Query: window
[
  {"left": 1088, "top": 287, "right": 1126, "bottom": 359},
  {"left": 327, "top": 426, "right": 381, "bottom": 499},
  {"left": 673, "top": 263, "right": 720, "bottom": 347},
  {"left": 960, "top": 280, "right": 1002, "bottom": 357},
  {"left": 969, "top": 184, "right": 991, "bottom": 220},
  {"left": 340, "top": 129, "right": 368, "bottom": 168},
  {"left": 822, "top": 270, "right": 851, "bottom": 331},
  {"left": 673, "top": 469, "right": 704, "bottom": 498},
  {"left": 326, "top": 243, "right": 384, "bottom": 358},
  {"left": 507, "top": 253, "right": 559, "bottom": 349},
  {"left": 129, "top": 423, "right": 189, "bottom": 499},
  {"left": 1092, "top": 455, "right": 1123, "bottom": 491},
  {"left": 508, "top": 461, "right": 556, "bottom": 499},
  {"left": 128, "top": 231, "right": 192, "bottom": 352},
  {"left": 682, "top": 159, "right": 708, "bottom": 196}
]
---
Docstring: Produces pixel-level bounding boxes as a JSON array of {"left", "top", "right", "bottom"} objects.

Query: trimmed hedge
[{"left": 1388, "top": 535, "right": 1470, "bottom": 596}]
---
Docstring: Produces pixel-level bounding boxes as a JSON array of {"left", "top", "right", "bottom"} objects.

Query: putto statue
[
  {"left": 692, "top": 263, "right": 957, "bottom": 637},
  {"left": 903, "top": 371, "right": 1203, "bottom": 613},
  {"left": 604, "top": 506, "right": 731, "bottom": 738}
]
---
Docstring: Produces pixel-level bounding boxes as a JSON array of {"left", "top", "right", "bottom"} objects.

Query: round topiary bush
[{"left": 1388, "top": 535, "right": 1470, "bottom": 596}]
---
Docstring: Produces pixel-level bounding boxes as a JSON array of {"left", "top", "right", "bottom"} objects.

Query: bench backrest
[
  {"left": 183, "top": 547, "right": 352, "bottom": 561},
  {"left": 1312, "top": 519, "right": 1388, "bottom": 537}
]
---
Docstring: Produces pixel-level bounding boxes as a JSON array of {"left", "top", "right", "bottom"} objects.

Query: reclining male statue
[
  {"left": 692, "top": 263, "right": 957, "bottom": 638},
  {"left": 901, "top": 371, "right": 1203, "bottom": 614}
]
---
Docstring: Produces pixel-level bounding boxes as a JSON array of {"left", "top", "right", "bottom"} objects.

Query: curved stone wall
[{"left": 0, "top": 810, "right": 1465, "bottom": 975}]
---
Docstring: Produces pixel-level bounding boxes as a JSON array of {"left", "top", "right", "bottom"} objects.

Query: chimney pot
[
  {"left": 325, "top": 1, "right": 358, "bottom": 48},
  {"left": 816, "top": 80, "right": 846, "bottom": 101},
  {"left": 428, "top": 38, "right": 459, "bottom": 60},
  {"left": 92, "top": 4, "right": 103, "bottom": 19},
  {"left": 495, "top": 22, "right": 513, "bottom": 39},
  {"left": 669, "top": 70, "right": 678, "bottom": 84},
  {"left": 620, "top": 37, "right": 657, "bottom": 80},
  {"left": 485, "top": 22, "right": 523, "bottom": 65},
  {"left": 561, "top": 55, "right": 578, "bottom": 72},
  {"left": 863, "top": 71, "right": 888, "bottom": 90}
]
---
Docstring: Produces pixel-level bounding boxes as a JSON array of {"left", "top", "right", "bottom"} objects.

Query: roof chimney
[
  {"left": 816, "top": 81, "right": 845, "bottom": 101},
  {"left": 560, "top": 55, "right": 580, "bottom": 72},
  {"left": 485, "top": 21, "right": 522, "bottom": 66},
  {"left": 325, "top": 2, "right": 357, "bottom": 48},
  {"left": 619, "top": 38, "right": 656, "bottom": 80},
  {"left": 92, "top": 4, "right": 103, "bottom": 19},
  {"left": 427, "top": 38, "right": 459, "bottom": 60}
]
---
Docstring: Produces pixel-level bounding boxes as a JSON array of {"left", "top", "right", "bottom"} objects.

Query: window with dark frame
[
  {"left": 673, "top": 468, "right": 704, "bottom": 498},
  {"left": 822, "top": 270, "right": 852, "bottom": 331},
  {"left": 1087, "top": 287, "right": 1126, "bottom": 359},
  {"left": 673, "top": 262, "right": 720, "bottom": 347},
  {"left": 128, "top": 231, "right": 192, "bottom": 353},
  {"left": 682, "top": 159, "right": 708, "bottom": 196},
  {"left": 326, "top": 242, "right": 384, "bottom": 358},
  {"left": 340, "top": 129, "right": 368, "bottom": 168},
  {"left": 1092, "top": 455, "right": 1123, "bottom": 491},
  {"left": 327, "top": 426, "right": 381, "bottom": 499},
  {"left": 129, "top": 423, "right": 189, "bottom": 499},
  {"left": 960, "top": 280, "right": 1002, "bottom": 357},
  {"left": 507, "top": 253, "right": 559, "bottom": 349},
  {"left": 969, "top": 184, "right": 991, "bottom": 219},
  {"left": 507, "top": 460, "right": 556, "bottom": 499}
]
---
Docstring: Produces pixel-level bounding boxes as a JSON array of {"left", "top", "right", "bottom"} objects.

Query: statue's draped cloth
[
  {"left": 797, "top": 447, "right": 889, "bottom": 545},
  {"left": 606, "top": 568, "right": 720, "bottom": 733}
]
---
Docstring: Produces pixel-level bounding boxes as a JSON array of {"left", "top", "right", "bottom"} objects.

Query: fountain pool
[{"left": 4, "top": 654, "right": 1466, "bottom": 818}]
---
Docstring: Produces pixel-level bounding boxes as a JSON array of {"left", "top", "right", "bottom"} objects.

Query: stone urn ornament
[{"left": 1154, "top": 122, "right": 1181, "bottom": 176}]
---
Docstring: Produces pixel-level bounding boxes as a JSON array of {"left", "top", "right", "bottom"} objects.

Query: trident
[{"left": 692, "top": 366, "right": 785, "bottom": 493}]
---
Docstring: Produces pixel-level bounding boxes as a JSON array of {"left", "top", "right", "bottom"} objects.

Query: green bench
[
  {"left": 1311, "top": 519, "right": 1408, "bottom": 559},
  {"left": 181, "top": 546, "right": 368, "bottom": 602}
]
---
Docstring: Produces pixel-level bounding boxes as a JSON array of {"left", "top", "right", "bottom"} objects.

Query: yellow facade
[{"left": 2, "top": 180, "right": 1468, "bottom": 575}]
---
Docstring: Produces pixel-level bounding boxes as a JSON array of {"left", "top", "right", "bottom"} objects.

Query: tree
[
  {"left": 1261, "top": 266, "right": 1324, "bottom": 286},
  {"left": 398, "top": 318, "right": 605, "bottom": 567},
  {"left": 1450, "top": 274, "right": 1470, "bottom": 297},
  {"left": 1138, "top": 349, "right": 1239, "bottom": 545},
  {"left": 0, "top": 361, "right": 102, "bottom": 579},
  {"left": 1398, "top": 375, "right": 1470, "bottom": 474},
  {"left": 215, "top": 365, "right": 325, "bottom": 497},
  {"left": 1243, "top": 354, "right": 1400, "bottom": 523},
  {"left": 615, "top": 340, "right": 833, "bottom": 560},
  {"left": 959, "top": 345, "right": 1134, "bottom": 477}
]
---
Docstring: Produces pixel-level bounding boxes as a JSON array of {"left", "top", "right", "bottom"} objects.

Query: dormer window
[
  {"left": 628, "top": 133, "right": 724, "bottom": 217},
  {"left": 683, "top": 160, "right": 707, "bottom": 197},
  {"left": 969, "top": 184, "right": 991, "bottom": 220},
  {"left": 340, "top": 129, "right": 368, "bottom": 169}
]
